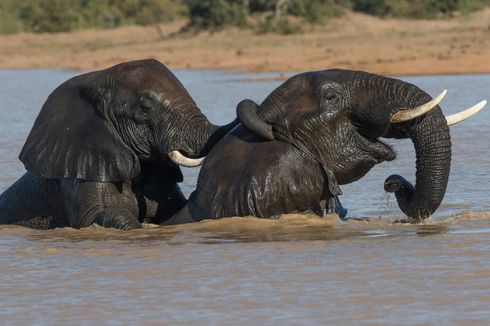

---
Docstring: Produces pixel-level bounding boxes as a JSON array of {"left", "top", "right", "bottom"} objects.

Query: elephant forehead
[
  {"left": 146, "top": 77, "right": 193, "bottom": 100},
  {"left": 145, "top": 90, "right": 165, "bottom": 102},
  {"left": 114, "top": 64, "right": 185, "bottom": 94},
  {"left": 319, "top": 69, "right": 372, "bottom": 81},
  {"left": 282, "top": 73, "right": 350, "bottom": 98}
]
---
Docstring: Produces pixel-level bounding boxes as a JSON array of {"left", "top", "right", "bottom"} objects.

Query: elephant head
[
  {"left": 237, "top": 69, "right": 485, "bottom": 220},
  {"left": 19, "top": 59, "right": 238, "bottom": 182}
]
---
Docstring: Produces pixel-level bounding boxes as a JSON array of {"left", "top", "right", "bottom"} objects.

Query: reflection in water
[
  {"left": 2, "top": 212, "right": 490, "bottom": 324},
  {"left": 415, "top": 224, "right": 450, "bottom": 236},
  {"left": 1, "top": 70, "right": 490, "bottom": 324}
]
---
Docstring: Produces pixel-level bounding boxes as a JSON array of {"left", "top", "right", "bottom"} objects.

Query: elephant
[
  {"left": 0, "top": 59, "right": 240, "bottom": 230},
  {"left": 164, "top": 69, "right": 485, "bottom": 225}
]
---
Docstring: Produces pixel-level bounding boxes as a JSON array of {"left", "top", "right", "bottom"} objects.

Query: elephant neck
[{"left": 275, "top": 132, "right": 342, "bottom": 197}]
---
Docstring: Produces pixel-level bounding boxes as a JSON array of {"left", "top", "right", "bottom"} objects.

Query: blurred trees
[
  {"left": 184, "top": 0, "right": 343, "bottom": 31},
  {"left": 350, "top": 0, "right": 490, "bottom": 18},
  {"left": 184, "top": 0, "right": 489, "bottom": 32},
  {"left": 0, "top": 0, "right": 187, "bottom": 33},
  {"left": 0, "top": 0, "right": 489, "bottom": 34},
  {"left": 185, "top": 0, "right": 249, "bottom": 29}
]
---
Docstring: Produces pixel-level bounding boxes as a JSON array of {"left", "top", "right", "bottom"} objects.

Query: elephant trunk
[
  {"left": 384, "top": 92, "right": 452, "bottom": 221},
  {"left": 192, "top": 117, "right": 240, "bottom": 158},
  {"left": 168, "top": 110, "right": 239, "bottom": 165}
]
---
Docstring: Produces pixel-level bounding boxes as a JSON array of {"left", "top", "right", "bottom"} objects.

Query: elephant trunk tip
[{"left": 384, "top": 174, "right": 434, "bottom": 221}]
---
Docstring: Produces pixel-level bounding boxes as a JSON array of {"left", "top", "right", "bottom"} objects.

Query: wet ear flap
[
  {"left": 19, "top": 80, "right": 140, "bottom": 182},
  {"left": 237, "top": 99, "right": 275, "bottom": 140},
  {"left": 80, "top": 85, "right": 109, "bottom": 117},
  {"left": 322, "top": 166, "right": 342, "bottom": 196}
]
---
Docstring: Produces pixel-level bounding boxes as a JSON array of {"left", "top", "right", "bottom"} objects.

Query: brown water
[{"left": 1, "top": 69, "right": 489, "bottom": 324}]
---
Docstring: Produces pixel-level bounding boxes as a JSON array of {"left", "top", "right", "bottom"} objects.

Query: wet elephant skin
[
  {"left": 0, "top": 59, "right": 239, "bottom": 229},
  {"left": 166, "top": 69, "right": 451, "bottom": 224}
]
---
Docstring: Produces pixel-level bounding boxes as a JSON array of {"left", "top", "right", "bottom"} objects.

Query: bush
[
  {"left": 185, "top": 0, "right": 344, "bottom": 32},
  {"left": 257, "top": 16, "right": 303, "bottom": 34},
  {"left": 350, "top": 0, "right": 490, "bottom": 18},
  {"left": 185, "top": 0, "right": 248, "bottom": 30},
  {"left": 0, "top": 0, "right": 489, "bottom": 34},
  {"left": 0, "top": 0, "right": 187, "bottom": 34},
  {"left": 287, "top": 0, "right": 343, "bottom": 23},
  {"left": 104, "top": 0, "right": 187, "bottom": 26},
  {"left": 0, "top": 0, "right": 23, "bottom": 34},
  {"left": 18, "top": 0, "right": 79, "bottom": 33}
]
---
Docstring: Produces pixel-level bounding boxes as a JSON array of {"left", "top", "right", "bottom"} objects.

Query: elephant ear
[{"left": 19, "top": 76, "right": 140, "bottom": 182}]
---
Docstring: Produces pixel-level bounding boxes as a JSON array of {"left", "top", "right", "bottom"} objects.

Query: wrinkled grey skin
[
  {"left": 166, "top": 69, "right": 451, "bottom": 224},
  {"left": 0, "top": 59, "right": 238, "bottom": 230}
]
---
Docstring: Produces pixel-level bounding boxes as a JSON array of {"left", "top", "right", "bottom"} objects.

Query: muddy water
[{"left": 1, "top": 69, "right": 490, "bottom": 324}]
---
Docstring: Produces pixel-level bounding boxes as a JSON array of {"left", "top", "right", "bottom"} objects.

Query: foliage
[
  {"left": 0, "top": 0, "right": 489, "bottom": 34},
  {"left": 249, "top": 0, "right": 277, "bottom": 12},
  {"left": 185, "top": 0, "right": 488, "bottom": 31},
  {"left": 257, "top": 16, "right": 303, "bottom": 34},
  {"left": 185, "top": 0, "right": 343, "bottom": 32},
  {"left": 17, "top": 0, "right": 79, "bottom": 33},
  {"left": 0, "top": 0, "right": 187, "bottom": 34},
  {"left": 184, "top": 0, "right": 249, "bottom": 30},
  {"left": 349, "top": 0, "right": 490, "bottom": 18},
  {"left": 287, "top": 0, "right": 343, "bottom": 23}
]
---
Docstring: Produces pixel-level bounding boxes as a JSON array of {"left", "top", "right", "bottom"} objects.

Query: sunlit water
[{"left": 1, "top": 69, "right": 489, "bottom": 324}]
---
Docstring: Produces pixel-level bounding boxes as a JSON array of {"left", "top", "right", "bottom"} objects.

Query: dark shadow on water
[
  {"left": 195, "top": 225, "right": 366, "bottom": 244},
  {"left": 415, "top": 224, "right": 450, "bottom": 236}
]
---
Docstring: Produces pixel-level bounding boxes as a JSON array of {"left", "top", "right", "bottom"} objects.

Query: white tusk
[
  {"left": 446, "top": 100, "right": 487, "bottom": 126},
  {"left": 168, "top": 150, "right": 205, "bottom": 167},
  {"left": 391, "top": 89, "right": 447, "bottom": 123}
]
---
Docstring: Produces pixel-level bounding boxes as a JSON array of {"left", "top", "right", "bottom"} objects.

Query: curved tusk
[
  {"left": 391, "top": 89, "right": 447, "bottom": 123},
  {"left": 446, "top": 100, "right": 487, "bottom": 126},
  {"left": 168, "top": 150, "right": 205, "bottom": 167}
]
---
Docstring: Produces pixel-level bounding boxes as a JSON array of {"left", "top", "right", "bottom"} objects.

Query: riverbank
[{"left": 1, "top": 9, "right": 489, "bottom": 75}]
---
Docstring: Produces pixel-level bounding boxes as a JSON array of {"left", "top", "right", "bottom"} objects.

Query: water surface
[{"left": 0, "top": 69, "right": 489, "bottom": 324}]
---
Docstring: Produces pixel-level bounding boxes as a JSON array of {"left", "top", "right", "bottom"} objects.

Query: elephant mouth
[
  {"left": 373, "top": 138, "right": 396, "bottom": 163},
  {"left": 357, "top": 134, "right": 396, "bottom": 164},
  {"left": 332, "top": 135, "right": 396, "bottom": 185}
]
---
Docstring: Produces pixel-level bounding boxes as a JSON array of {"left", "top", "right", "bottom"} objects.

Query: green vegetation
[
  {"left": 0, "top": 0, "right": 187, "bottom": 34},
  {"left": 350, "top": 0, "right": 490, "bottom": 18},
  {"left": 185, "top": 0, "right": 249, "bottom": 29},
  {"left": 0, "top": 0, "right": 489, "bottom": 34},
  {"left": 185, "top": 0, "right": 489, "bottom": 33},
  {"left": 184, "top": 0, "right": 343, "bottom": 33}
]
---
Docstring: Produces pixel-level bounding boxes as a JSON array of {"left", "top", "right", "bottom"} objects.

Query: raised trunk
[{"left": 385, "top": 91, "right": 452, "bottom": 220}]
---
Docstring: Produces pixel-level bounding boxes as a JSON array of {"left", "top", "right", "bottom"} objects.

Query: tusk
[
  {"left": 446, "top": 100, "right": 487, "bottom": 126},
  {"left": 391, "top": 89, "right": 447, "bottom": 123},
  {"left": 168, "top": 150, "right": 205, "bottom": 167}
]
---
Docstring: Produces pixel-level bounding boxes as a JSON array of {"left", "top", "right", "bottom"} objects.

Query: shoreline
[{"left": 1, "top": 9, "right": 489, "bottom": 76}]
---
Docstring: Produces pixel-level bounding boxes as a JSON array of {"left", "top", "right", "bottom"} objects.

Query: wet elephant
[
  {"left": 165, "top": 69, "right": 485, "bottom": 224},
  {"left": 0, "top": 59, "right": 239, "bottom": 229}
]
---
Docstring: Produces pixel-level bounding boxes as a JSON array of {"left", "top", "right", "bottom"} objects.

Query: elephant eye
[
  {"left": 140, "top": 98, "right": 154, "bottom": 112},
  {"left": 323, "top": 88, "right": 339, "bottom": 102}
]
